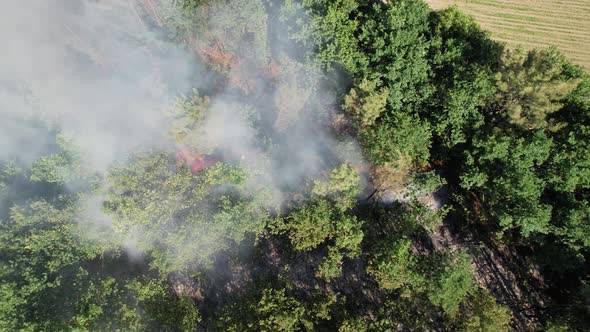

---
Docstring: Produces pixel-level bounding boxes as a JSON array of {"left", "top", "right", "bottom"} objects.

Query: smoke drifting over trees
[
  {"left": 0, "top": 0, "right": 361, "bottom": 188},
  {"left": 1, "top": 1, "right": 184, "bottom": 165},
  {"left": 1, "top": 0, "right": 589, "bottom": 330}
]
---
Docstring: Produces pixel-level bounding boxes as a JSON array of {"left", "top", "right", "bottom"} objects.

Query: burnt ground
[
  {"left": 181, "top": 191, "right": 552, "bottom": 331},
  {"left": 165, "top": 161, "right": 553, "bottom": 331},
  {"left": 426, "top": 213, "right": 548, "bottom": 331}
]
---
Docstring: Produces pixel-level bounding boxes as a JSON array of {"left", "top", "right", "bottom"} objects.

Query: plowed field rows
[{"left": 427, "top": 0, "right": 590, "bottom": 69}]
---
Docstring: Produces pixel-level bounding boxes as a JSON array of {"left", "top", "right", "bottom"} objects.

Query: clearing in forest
[{"left": 426, "top": 0, "right": 590, "bottom": 69}]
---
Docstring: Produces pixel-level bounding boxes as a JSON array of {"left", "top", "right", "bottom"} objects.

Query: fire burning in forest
[{"left": 177, "top": 149, "right": 218, "bottom": 173}]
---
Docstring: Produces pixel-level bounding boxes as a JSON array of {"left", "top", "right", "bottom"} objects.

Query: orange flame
[{"left": 177, "top": 149, "right": 211, "bottom": 173}]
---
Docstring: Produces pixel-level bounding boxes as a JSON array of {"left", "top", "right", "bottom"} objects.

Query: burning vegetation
[
  {"left": 177, "top": 149, "right": 218, "bottom": 173},
  {"left": 1, "top": 0, "right": 589, "bottom": 331}
]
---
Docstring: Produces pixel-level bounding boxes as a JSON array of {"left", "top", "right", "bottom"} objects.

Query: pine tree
[{"left": 495, "top": 48, "right": 578, "bottom": 130}]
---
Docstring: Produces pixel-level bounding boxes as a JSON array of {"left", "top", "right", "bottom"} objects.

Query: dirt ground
[{"left": 427, "top": 216, "right": 548, "bottom": 331}]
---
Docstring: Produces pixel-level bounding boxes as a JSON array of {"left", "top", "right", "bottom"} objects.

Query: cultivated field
[{"left": 427, "top": 0, "right": 590, "bottom": 69}]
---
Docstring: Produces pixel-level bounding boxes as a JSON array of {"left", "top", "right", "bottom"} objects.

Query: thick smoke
[
  {"left": 0, "top": 0, "right": 197, "bottom": 169},
  {"left": 0, "top": 0, "right": 365, "bottom": 256}
]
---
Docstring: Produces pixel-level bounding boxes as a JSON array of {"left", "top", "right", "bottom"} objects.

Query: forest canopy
[{"left": 0, "top": 0, "right": 589, "bottom": 331}]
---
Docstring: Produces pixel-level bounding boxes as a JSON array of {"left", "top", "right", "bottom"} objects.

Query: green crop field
[{"left": 427, "top": 0, "right": 590, "bottom": 69}]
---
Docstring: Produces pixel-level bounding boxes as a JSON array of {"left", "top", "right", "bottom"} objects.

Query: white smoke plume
[
  {"left": 0, "top": 0, "right": 197, "bottom": 169},
  {"left": 0, "top": 0, "right": 366, "bottom": 258}
]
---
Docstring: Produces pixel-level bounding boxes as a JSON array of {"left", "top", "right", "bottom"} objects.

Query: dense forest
[{"left": 1, "top": 0, "right": 589, "bottom": 331}]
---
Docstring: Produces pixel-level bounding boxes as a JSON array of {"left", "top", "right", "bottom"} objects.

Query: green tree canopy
[
  {"left": 494, "top": 48, "right": 579, "bottom": 131},
  {"left": 106, "top": 152, "right": 270, "bottom": 273}
]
